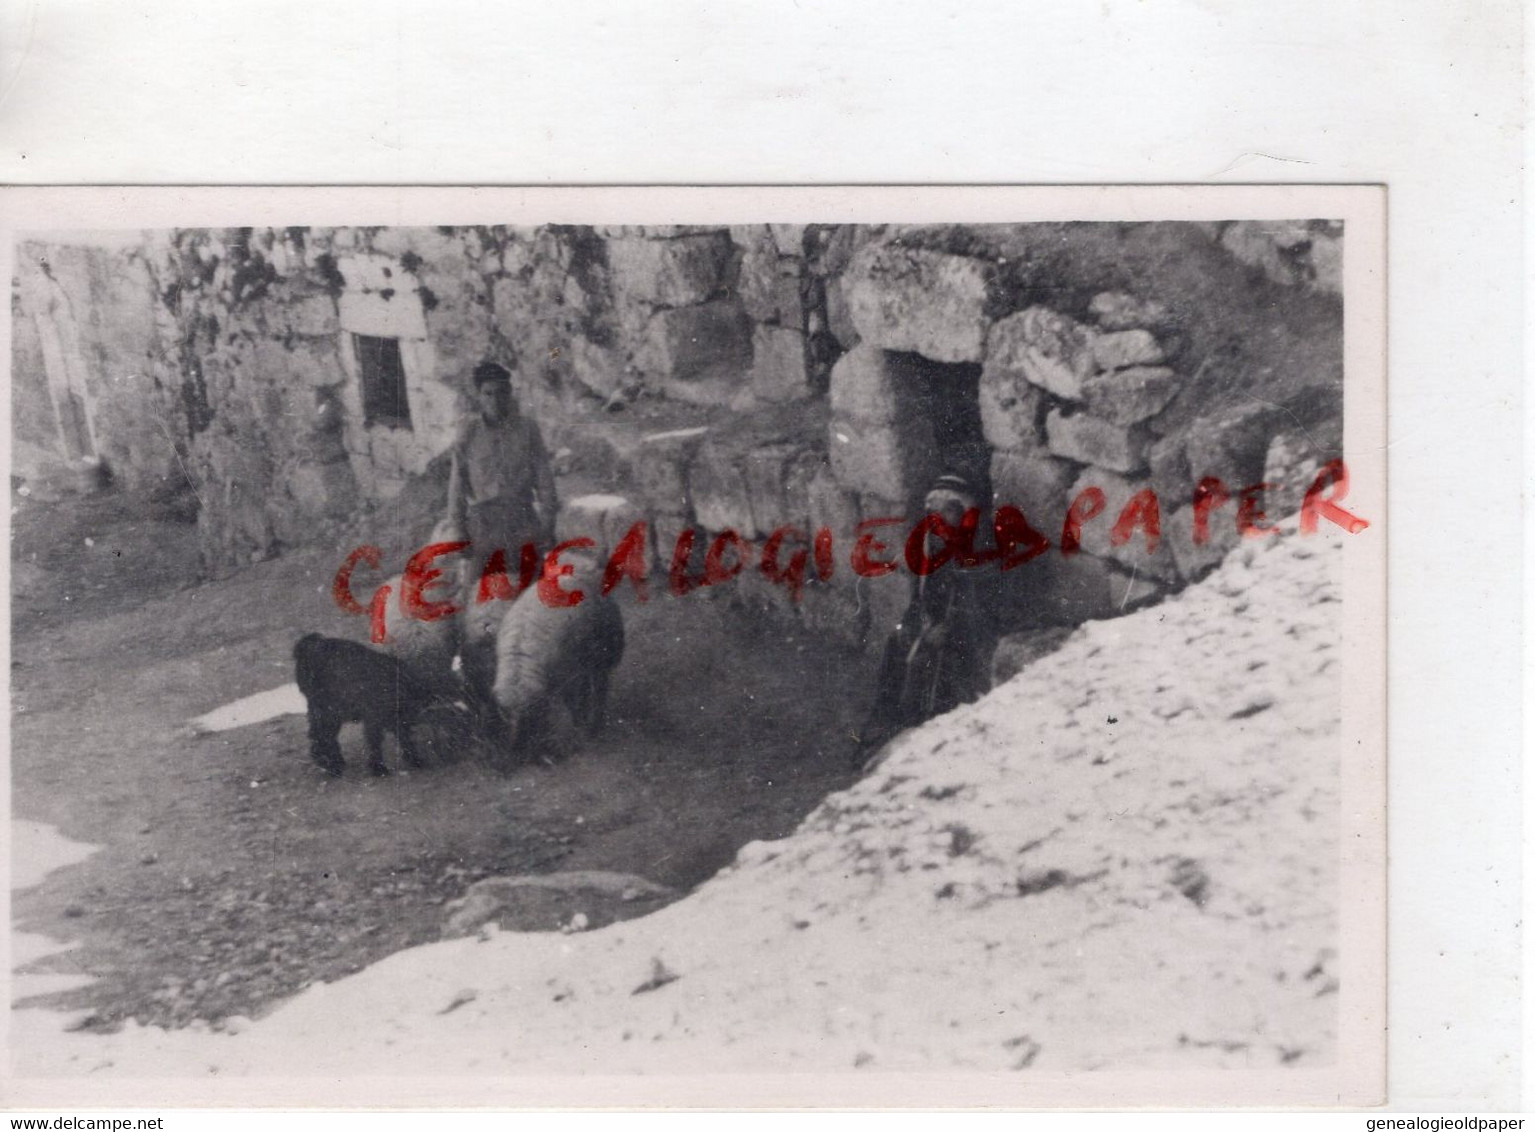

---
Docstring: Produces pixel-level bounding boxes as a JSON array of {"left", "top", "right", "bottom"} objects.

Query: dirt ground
[
  {"left": 11, "top": 518, "right": 1350, "bottom": 1091},
  {"left": 10, "top": 487, "right": 875, "bottom": 1032}
]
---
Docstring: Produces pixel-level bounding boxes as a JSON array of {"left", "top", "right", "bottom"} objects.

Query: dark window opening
[
  {"left": 886, "top": 352, "right": 990, "bottom": 500},
  {"left": 353, "top": 334, "right": 412, "bottom": 429}
]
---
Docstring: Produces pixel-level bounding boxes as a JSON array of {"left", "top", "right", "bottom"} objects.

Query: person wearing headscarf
[{"left": 858, "top": 471, "right": 992, "bottom": 752}]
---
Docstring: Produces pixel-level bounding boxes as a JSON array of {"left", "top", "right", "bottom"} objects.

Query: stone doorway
[{"left": 880, "top": 350, "right": 989, "bottom": 506}]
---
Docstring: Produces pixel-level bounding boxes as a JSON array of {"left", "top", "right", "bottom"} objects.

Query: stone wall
[
  {"left": 826, "top": 222, "right": 1345, "bottom": 630},
  {"left": 11, "top": 221, "right": 1343, "bottom": 642},
  {"left": 12, "top": 239, "right": 186, "bottom": 498}
]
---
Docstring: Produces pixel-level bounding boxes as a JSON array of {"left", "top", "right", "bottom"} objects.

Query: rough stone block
[
  {"left": 829, "top": 416, "right": 936, "bottom": 506},
  {"left": 1262, "top": 430, "right": 1327, "bottom": 519},
  {"left": 843, "top": 244, "right": 993, "bottom": 363},
  {"left": 662, "top": 375, "right": 752, "bottom": 408},
  {"left": 751, "top": 325, "right": 812, "bottom": 404},
  {"left": 742, "top": 442, "right": 809, "bottom": 535},
  {"left": 829, "top": 342, "right": 921, "bottom": 426},
  {"left": 1165, "top": 502, "right": 1243, "bottom": 583},
  {"left": 565, "top": 337, "right": 627, "bottom": 400},
  {"left": 768, "top": 225, "right": 806, "bottom": 256},
  {"left": 733, "top": 234, "right": 776, "bottom": 315},
  {"left": 807, "top": 224, "right": 856, "bottom": 278},
  {"left": 248, "top": 339, "right": 327, "bottom": 391},
  {"left": 1220, "top": 220, "right": 1319, "bottom": 289},
  {"left": 737, "top": 241, "right": 804, "bottom": 326},
  {"left": 1065, "top": 469, "right": 1179, "bottom": 583},
  {"left": 772, "top": 273, "right": 807, "bottom": 328},
  {"left": 1309, "top": 233, "right": 1343, "bottom": 296},
  {"left": 598, "top": 225, "right": 728, "bottom": 240},
  {"left": 605, "top": 233, "right": 734, "bottom": 307},
  {"left": 824, "top": 274, "right": 859, "bottom": 350},
  {"left": 1147, "top": 433, "right": 1195, "bottom": 507},
  {"left": 285, "top": 461, "right": 355, "bottom": 522},
  {"left": 691, "top": 438, "right": 760, "bottom": 537},
  {"left": 979, "top": 355, "right": 1048, "bottom": 450},
  {"left": 554, "top": 422, "right": 632, "bottom": 482},
  {"left": 1045, "top": 409, "right": 1148, "bottom": 474},
  {"left": 1182, "top": 402, "right": 1280, "bottom": 489},
  {"left": 1080, "top": 365, "right": 1179, "bottom": 426},
  {"left": 990, "top": 449, "right": 1077, "bottom": 532},
  {"left": 782, "top": 450, "right": 824, "bottom": 528},
  {"left": 986, "top": 306, "right": 1097, "bottom": 401},
  {"left": 631, "top": 425, "right": 708, "bottom": 514},
  {"left": 649, "top": 511, "right": 699, "bottom": 574},
  {"left": 556, "top": 493, "right": 645, "bottom": 561},
  {"left": 633, "top": 301, "right": 753, "bottom": 385},
  {"left": 366, "top": 426, "right": 408, "bottom": 478},
  {"left": 807, "top": 465, "right": 860, "bottom": 537},
  {"left": 337, "top": 255, "right": 429, "bottom": 338},
  {"left": 316, "top": 450, "right": 362, "bottom": 513},
  {"left": 1088, "top": 291, "right": 1173, "bottom": 332},
  {"left": 727, "top": 224, "right": 766, "bottom": 247},
  {"left": 1091, "top": 329, "right": 1165, "bottom": 372},
  {"left": 282, "top": 293, "right": 340, "bottom": 337},
  {"left": 338, "top": 288, "right": 428, "bottom": 341}
]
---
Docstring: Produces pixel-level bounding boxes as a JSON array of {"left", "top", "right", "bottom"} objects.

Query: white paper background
[{"left": 0, "top": 0, "right": 1523, "bottom": 1112}]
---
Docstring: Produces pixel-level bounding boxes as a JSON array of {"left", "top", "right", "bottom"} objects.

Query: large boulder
[
  {"left": 1080, "top": 365, "right": 1180, "bottom": 427},
  {"left": 1064, "top": 469, "right": 1180, "bottom": 584},
  {"left": 1088, "top": 290, "right": 1173, "bottom": 332},
  {"left": 556, "top": 493, "right": 646, "bottom": 561},
  {"left": 979, "top": 347, "right": 1048, "bottom": 451},
  {"left": 1262, "top": 422, "right": 1341, "bottom": 518},
  {"left": 827, "top": 344, "right": 937, "bottom": 505},
  {"left": 1182, "top": 402, "right": 1282, "bottom": 490},
  {"left": 751, "top": 325, "right": 813, "bottom": 403},
  {"left": 630, "top": 425, "right": 709, "bottom": 516},
  {"left": 605, "top": 232, "right": 734, "bottom": 307},
  {"left": 736, "top": 236, "right": 805, "bottom": 326},
  {"left": 843, "top": 244, "right": 994, "bottom": 363},
  {"left": 1164, "top": 503, "right": 1244, "bottom": 583},
  {"left": 986, "top": 307, "right": 1098, "bottom": 401},
  {"left": 632, "top": 301, "right": 754, "bottom": 386},
  {"left": 990, "top": 449, "right": 1078, "bottom": 533},
  {"left": 1044, "top": 409, "right": 1150, "bottom": 475},
  {"left": 691, "top": 438, "right": 760, "bottom": 537},
  {"left": 1090, "top": 329, "right": 1165, "bottom": 371}
]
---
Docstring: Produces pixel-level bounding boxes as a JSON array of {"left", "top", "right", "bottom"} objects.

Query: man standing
[{"left": 446, "top": 360, "right": 559, "bottom": 708}]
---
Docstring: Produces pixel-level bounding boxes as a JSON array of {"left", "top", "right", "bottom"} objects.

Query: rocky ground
[{"left": 13, "top": 516, "right": 1344, "bottom": 1080}]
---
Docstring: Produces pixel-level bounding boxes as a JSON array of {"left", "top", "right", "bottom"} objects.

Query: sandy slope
[{"left": 15, "top": 526, "right": 1342, "bottom": 1077}]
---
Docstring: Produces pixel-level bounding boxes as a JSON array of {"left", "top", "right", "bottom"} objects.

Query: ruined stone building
[{"left": 10, "top": 221, "right": 1344, "bottom": 648}]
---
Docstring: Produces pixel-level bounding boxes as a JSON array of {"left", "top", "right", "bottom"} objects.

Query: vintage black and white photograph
[{"left": 4, "top": 188, "right": 1386, "bottom": 1107}]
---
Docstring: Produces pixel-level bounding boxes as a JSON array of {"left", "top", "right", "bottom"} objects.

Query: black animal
[{"left": 292, "top": 632, "right": 439, "bottom": 777}]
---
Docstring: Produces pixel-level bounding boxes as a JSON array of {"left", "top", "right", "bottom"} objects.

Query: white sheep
[{"left": 489, "top": 553, "right": 625, "bottom": 769}]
